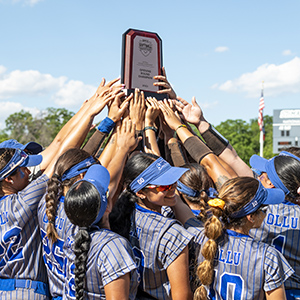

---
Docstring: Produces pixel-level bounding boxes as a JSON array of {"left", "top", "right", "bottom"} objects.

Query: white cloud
[
  {"left": 0, "top": 101, "right": 40, "bottom": 129},
  {"left": 53, "top": 80, "right": 96, "bottom": 107},
  {"left": 212, "top": 57, "right": 300, "bottom": 98},
  {"left": 0, "top": 67, "right": 96, "bottom": 108},
  {"left": 282, "top": 49, "right": 292, "bottom": 56},
  {"left": 215, "top": 46, "right": 229, "bottom": 53},
  {"left": 201, "top": 101, "right": 219, "bottom": 109}
]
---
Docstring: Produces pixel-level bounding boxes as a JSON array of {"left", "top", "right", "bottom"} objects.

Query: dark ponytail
[{"left": 109, "top": 153, "right": 159, "bottom": 238}]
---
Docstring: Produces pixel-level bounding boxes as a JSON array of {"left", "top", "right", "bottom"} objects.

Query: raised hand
[
  {"left": 153, "top": 67, "right": 176, "bottom": 99},
  {"left": 107, "top": 92, "right": 131, "bottom": 123},
  {"left": 145, "top": 97, "right": 160, "bottom": 125},
  {"left": 129, "top": 88, "right": 146, "bottom": 130},
  {"left": 174, "top": 96, "right": 203, "bottom": 126}
]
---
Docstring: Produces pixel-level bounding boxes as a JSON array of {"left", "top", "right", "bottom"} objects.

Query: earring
[{"left": 10, "top": 180, "right": 14, "bottom": 184}]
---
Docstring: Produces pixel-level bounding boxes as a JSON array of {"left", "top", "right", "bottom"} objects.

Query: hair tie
[
  {"left": 48, "top": 220, "right": 55, "bottom": 225},
  {"left": 79, "top": 226, "right": 88, "bottom": 231},
  {"left": 207, "top": 198, "right": 225, "bottom": 210},
  {"left": 52, "top": 173, "right": 61, "bottom": 182}
]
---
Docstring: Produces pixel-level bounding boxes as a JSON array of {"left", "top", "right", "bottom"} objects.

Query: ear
[
  {"left": 136, "top": 190, "right": 146, "bottom": 200},
  {"left": 79, "top": 173, "right": 84, "bottom": 179},
  {"left": 246, "top": 214, "right": 255, "bottom": 224},
  {"left": 4, "top": 177, "right": 14, "bottom": 185},
  {"left": 266, "top": 179, "right": 275, "bottom": 188}
]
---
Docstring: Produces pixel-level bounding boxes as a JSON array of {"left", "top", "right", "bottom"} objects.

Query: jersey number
[
  {"left": 271, "top": 235, "right": 286, "bottom": 253},
  {"left": 0, "top": 227, "right": 24, "bottom": 268}
]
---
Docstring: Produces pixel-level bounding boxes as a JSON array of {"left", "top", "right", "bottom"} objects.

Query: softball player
[
  {"left": 110, "top": 153, "right": 195, "bottom": 300},
  {"left": 187, "top": 177, "right": 293, "bottom": 300},
  {"left": 250, "top": 154, "right": 300, "bottom": 300},
  {"left": 0, "top": 148, "right": 50, "bottom": 299},
  {"left": 63, "top": 164, "right": 139, "bottom": 300},
  {"left": 38, "top": 149, "right": 95, "bottom": 300}
]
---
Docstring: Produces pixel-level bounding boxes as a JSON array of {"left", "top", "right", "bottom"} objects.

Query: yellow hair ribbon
[{"left": 207, "top": 198, "right": 225, "bottom": 210}]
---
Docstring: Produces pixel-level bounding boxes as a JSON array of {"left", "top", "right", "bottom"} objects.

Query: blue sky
[{"left": 1, "top": 0, "right": 300, "bottom": 128}]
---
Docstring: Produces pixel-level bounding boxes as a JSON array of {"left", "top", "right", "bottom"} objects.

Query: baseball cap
[
  {"left": 230, "top": 181, "right": 285, "bottom": 218},
  {"left": 0, "top": 139, "right": 43, "bottom": 154},
  {"left": 249, "top": 154, "right": 290, "bottom": 195},
  {"left": 0, "top": 149, "right": 43, "bottom": 181},
  {"left": 77, "top": 164, "right": 110, "bottom": 225},
  {"left": 129, "top": 157, "right": 188, "bottom": 193}
]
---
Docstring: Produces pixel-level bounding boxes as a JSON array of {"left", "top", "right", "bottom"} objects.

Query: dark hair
[
  {"left": 194, "top": 177, "right": 259, "bottom": 300},
  {"left": 0, "top": 148, "right": 17, "bottom": 195},
  {"left": 283, "top": 146, "right": 300, "bottom": 158},
  {"left": 179, "top": 163, "right": 214, "bottom": 222},
  {"left": 45, "top": 148, "right": 91, "bottom": 243},
  {"left": 109, "top": 152, "right": 159, "bottom": 239},
  {"left": 274, "top": 155, "right": 300, "bottom": 202},
  {"left": 64, "top": 180, "right": 102, "bottom": 300}
]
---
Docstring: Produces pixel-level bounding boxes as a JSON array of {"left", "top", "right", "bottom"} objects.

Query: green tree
[{"left": 214, "top": 115, "right": 273, "bottom": 165}]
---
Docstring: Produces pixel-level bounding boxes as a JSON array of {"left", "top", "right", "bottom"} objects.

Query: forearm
[
  {"left": 99, "top": 131, "right": 117, "bottom": 168},
  {"left": 144, "top": 122, "right": 160, "bottom": 156}
]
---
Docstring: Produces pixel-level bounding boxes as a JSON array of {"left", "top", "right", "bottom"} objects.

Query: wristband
[
  {"left": 97, "top": 117, "right": 115, "bottom": 134},
  {"left": 201, "top": 124, "right": 229, "bottom": 156},
  {"left": 174, "top": 124, "right": 187, "bottom": 138},
  {"left": 144, "top": 126, "right": 158, "bottom": 133},
  {"left": 183, "top": 136, "right": 212, "bottom": 164}
]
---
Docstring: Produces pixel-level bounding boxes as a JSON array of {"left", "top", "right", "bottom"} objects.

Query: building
[{"left": 273, "top": 109, "right": 300, "bottom": 154}]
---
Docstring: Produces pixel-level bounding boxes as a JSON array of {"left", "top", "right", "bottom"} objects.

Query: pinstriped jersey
[
  {"left": 0, "top": 174, "right": 48, "bottom": 283},
  {"left": 63, "top": 225, "right": 139, "bottom": 300},
  {"left": 38, "top": 195, "right": 68, "bottom": 299},
  {"left": 250, "top": 201, "right": 300, "bottom": 290},
  {"left": 130, "top": 203, "right": 194, "bottom": 300},
  {"left": 194, "top": 228, "right": 293, "bottom": 300}
]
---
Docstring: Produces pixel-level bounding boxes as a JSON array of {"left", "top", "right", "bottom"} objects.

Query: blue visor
[
  {"left": 279, "top": 151, "right": 300, "bottom": 162},
  {"left": 77, "top": 165, "right": 110, "bottom": 226},
  {"left": 230, "top": 181, "right": 285, "bottom": 218},
  {"left": 129, "top": 157, "right": 188, "bottom": 193},
  {"left": 61, "top": 157, "right": 97, "bottom": 182},
  {"left": 250, "top": 154, "right": 290, "bottom": 195},
  {"left": 177, "top": 181, "right": 200, "bottom": 197},
  {"left": 0, "top": 139, "right": 43, "bottom": 154},
  {"left": 0, "top": 149, "right": 42, "bottom": 181}
]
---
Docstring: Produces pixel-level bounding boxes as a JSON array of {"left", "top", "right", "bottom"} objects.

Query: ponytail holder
[
  {"left": 48, "top": 220, "right": 55, "bottom": 225},
  {"left": 207, "top": 198, "right": 225, "bottom": 210},
  {"left": 79, "top": 227, "right": 88, "bottom": 231},
  {"left": 52, "top": 173, "right": 61, "bottom": 182}
]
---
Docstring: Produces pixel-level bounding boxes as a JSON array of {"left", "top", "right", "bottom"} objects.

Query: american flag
[{"left": 258, "top": 89, "right": 265, "bottom": 139}]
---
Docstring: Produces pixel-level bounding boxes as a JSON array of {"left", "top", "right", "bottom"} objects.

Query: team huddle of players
[{"left": 0, "top": 71, "right": 300, "bottom": 300}]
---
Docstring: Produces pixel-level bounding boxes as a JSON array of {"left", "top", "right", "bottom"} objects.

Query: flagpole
[{"left": 259, "top": 81, "right": 264, "bottom": 157}]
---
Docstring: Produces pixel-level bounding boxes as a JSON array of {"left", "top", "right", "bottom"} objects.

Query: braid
[
  {"left": 45, "top": 176, "right": 61, "bottom": 243},
  {"left": 0, "top": 148, "right": 16, "bottom": 195},
  {"left": 73, "top": 228, "right": 91, "bottom": 300}
]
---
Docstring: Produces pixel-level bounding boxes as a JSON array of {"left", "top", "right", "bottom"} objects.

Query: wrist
[
  {"left": 97, "top": 117, "right": 115, "bottom": 133},
  {"left": 198, "top": 119, "right": 210, "bottom": 134}
]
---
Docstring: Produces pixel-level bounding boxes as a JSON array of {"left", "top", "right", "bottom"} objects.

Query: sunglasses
[
  {"left": 145, "top": 184, "right": 174, "bottom": 192},
  {"left": 258, "top": 205, "right": 268, "bottom": 213}
]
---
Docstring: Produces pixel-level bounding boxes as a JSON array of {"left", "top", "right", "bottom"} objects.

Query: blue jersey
[
  {"left": 129, "top": 203, "right": 194, "bottom": 300},
  {"left": 0, "top": 174, "right": 50, "bottom": 299},
  {"left": 250, "top": 201, "right": 300, "bottom": 290},
  {"left": 38, "top": 195, "right": 68, "bottom": 299},
  {"left": 63, "top": 225, "right": 139, "bottom": 300},
  {"left": 184, "top": 216, "right": 293, "bottom": 300}
]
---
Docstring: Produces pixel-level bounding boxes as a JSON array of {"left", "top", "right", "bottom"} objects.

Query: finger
[
  {"left": 176, "top": 96, "right": 189, "bottom": 106},
  {"left": 106, "top": 77, "right": 121, "bottom": 87},
  {"left": 126, "top": 119, "right": 132, "bottom": 132},
  {"left": 153, "top": 75, "right": 167, "bottom": 81},
  {"left": 162, "top": 66, "right": 167, "bottom": 78},
  {"left": 191, "top": 96, "right": 200, "bottom": 108},
  {"left": 120, "top": 94, "right": 132, "bottom": 108},
  {"left": 154, "top": 82, "right": 169, "bottom": 88},
  {"left": 134, "top": 88, "right": 139, "bottom": 104},
  {"left": 100, "top": 78, "right": 106, "bottom": 87}
]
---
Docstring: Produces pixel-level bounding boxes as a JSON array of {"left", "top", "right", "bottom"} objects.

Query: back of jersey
[{"left": 250, "top": 202, "right": 300, "bottom": 289}]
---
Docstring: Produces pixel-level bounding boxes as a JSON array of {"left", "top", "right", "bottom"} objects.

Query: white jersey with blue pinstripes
[
  {"left": 250, "top": 201, "right": 300, "bottom": 290},
  {"left": 63, "top": 225, "right": 139, "bottom": 300},
  {"left": 187, "top": 219, "right": 294, "bottom": 300},
  {"left": 0, "top": 174, "right": 49, "bottom": 298},
  {"left": 38, "top": 195, "right": 68, "bottom": 299},
  {"left": 130, "top": 203, "right": 194, "bottom": 300}
]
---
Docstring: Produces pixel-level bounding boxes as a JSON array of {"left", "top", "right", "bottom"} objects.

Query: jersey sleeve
[
  {"left": 263, "top": 245, "right": 294, "bottom": 292},
  {"left": 17, "top": 174, "right": 49, "bottom": 211},
  {"left": 158, "top": 222, "right": 194, "bottom": 269},
  {"left": 98, "top": 236, "right": 138, "bottom": 286}
]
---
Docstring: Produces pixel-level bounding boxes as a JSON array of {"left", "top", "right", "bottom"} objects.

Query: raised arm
[
  {"left": 159, "top": 100, "right": 235, "bottom": 190},
  {"left": 175, "top": 96, "right": 253, "bottom": 177}
]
